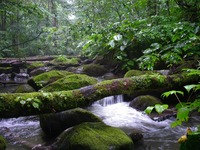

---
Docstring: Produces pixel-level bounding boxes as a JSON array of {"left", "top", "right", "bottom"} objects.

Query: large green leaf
[
  {"left": 144, "top": 106, "right": 154, "bottom": 115},
  {"left": 155, "top": 104, "right": 168, "bottom": 114},
  {"left": 161, "top": 90, "right": 184, "bottom": 98},
  {"left": 184, "top": 84, "right": 200, "bottom": 93}
]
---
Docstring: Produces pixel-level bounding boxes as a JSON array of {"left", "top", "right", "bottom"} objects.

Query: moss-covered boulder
[
  {"left": 27, "top": 61, "right": 45, "bottom": 71},
  {"left": 0, "top": 135, "right": 6, "bottom": 150},
  {"left": 50, "top": 55, "right": 80, "bottom": 66},
  {"left": 52, "top": 122, "right": 134, "bottom": 150},
  {"left": 124, "top": 69, "right": 159, "bottom": 77},
  {"left": 14, "top": 84, "right": 36, "bottom": 93},
  {"left": 129, "top": 95, "right": 162, "bottom": 111},
  {"left": 40, "top": 74, "right": 98, "bottom": 92},
  {"left": 40, "top": 108, "right": 102, "bottom": 137},
  {"left": 82, "top": 64, "right": 108, "bottom": 77},
  {"left": 27, "top": 70, "right": 72, "bottom": 90}
]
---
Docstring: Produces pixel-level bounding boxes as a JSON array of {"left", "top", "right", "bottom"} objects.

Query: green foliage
[
  {"left": 0, "top": 135, "right": 6, "bottom": 150},
  {"left": 161, "top": 68, "right": 200, "bottom": 127},
  {"left": 81, "top": 13, "right": 200, "bottom": 71},
  {"left": 17, "top": 96, "right": 41, "bottom": 110},
  {"left": 171, "top": 99, "right": 200, "bottom": 127},
  {"left": 145, "top": 104, "right": 168, "bottom": 115}
]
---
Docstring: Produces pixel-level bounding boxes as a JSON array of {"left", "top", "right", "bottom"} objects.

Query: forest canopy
[{"left": 0, "top": 0, "right": 199, "bottom": 70}]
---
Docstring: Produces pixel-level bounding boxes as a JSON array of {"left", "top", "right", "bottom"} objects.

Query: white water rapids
[{"left": 0, "top": 95, "right": 199, "bottom": 150}]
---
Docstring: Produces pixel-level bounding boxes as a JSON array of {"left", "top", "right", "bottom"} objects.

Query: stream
[{"left": 0, "top": 95, "right": 199, "bottom": 150}]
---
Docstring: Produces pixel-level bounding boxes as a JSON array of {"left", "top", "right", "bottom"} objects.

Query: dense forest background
[{"left": 0, "top": 0, "right": 200, "bottom": 71}]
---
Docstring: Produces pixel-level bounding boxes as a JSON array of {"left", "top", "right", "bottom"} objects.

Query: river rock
[
  {"left": 82, "top": 64, "right": 108, "bottom": 77},
  {"left": 40, "top": 74, "right": 97, "bottom": 92},
  {"left": 14, "top": 84, "right": 36, "bottom": 93},
  {"left": 29, "top": 67, "right": 49, "bottom": 77},
  {"left": 0, "top": 135, "right": 6, "bottom": 150},
  {"left": 40, "top": 108, "right": 102, "bottom": 137},
  {"left": 129, "top": 131, "right": 143, "bottom": 144},
  {"left": 27, "top": 70, "right": 72, "bottom": 90},
  {"left": 51, "top": 122, "right": 134, "bottom": 150},
  {"left": 129, "top": 95, "right": 162, "bottom": 111},
  {"left": 124, "top": 69, "right": 159, "bottom": 77}
]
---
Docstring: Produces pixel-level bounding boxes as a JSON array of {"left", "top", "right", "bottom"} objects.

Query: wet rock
[
  {"left": 129, "top": 131, "right": 143, "bottom": 144},
  {"left": 30, "top": 67, "right": 49, "bottom": 77},
  {"left": 14, "top": 84, "right": 36, "bottom": 93},
  {"left": 51, "top": 122, "right": 134, "bottom": 150},
  {"left": 129, "top": 95, "right": 162, "bottom": 111},
  {"left": 14, "top": 73, "right": 29, "bottom": 82},
  {"left": 40, "top": 108, "right": 102, "bottom": 137},
  {"left": 0, "top": 73, "right": 9, "bottom": 81},
  {"left": 102, "top": 72, "right": 117, "bottom": 80},
  {"left": 82, "top": 64, "right": 108, "bottom": 77}
]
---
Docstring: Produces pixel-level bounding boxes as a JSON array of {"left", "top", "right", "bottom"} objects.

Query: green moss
[
  {"left": 0, "top": 135, "right": 6, "bottom": 150},
  {"left": 51, "top": 55, "right": 80, "bottom": 65},
  {"left": 27, "top": 61, "right": 45, "bottom": 70},
  {"left": 41, "top": 74, "right": 97, "bottom": 92},
  {"left": 82, "top": 64, "right": 107, "bottom": 77},
  {"left": 0, "top": 67, "right": 12, "bottom": 73},
  {"left": 56, "top": 122, "right": 134, "bottom": 150},
  {"left": 124, "top": 69, "right": 159, "bottom": 77},
  {"left": 28, "top": 70, "right": 73, "bottom": 89}
]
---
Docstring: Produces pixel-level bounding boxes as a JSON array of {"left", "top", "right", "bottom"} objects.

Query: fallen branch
[{"left": 0, "top": 73, "right": 199, "bottom": 118}]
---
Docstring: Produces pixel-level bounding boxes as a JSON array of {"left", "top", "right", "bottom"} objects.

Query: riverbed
[{"left": 0, "top": 95, "right": 199, "bottom": 150}]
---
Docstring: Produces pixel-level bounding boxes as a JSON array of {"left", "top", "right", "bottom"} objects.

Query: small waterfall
[{"left": 95, "top": 95, "right": 123, "bottom": 106}]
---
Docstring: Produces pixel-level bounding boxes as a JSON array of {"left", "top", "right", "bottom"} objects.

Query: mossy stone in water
[
  {"left": 53, "top": 122, "right": 134, "bottom": 150},
  {"left": 41, "top": 74, "right": 97, "bottom": 92},
  {"left": 0, "top": 135, "right": 6, "bottom": 150},
  {"left": 40, "top": 108, "right": 102, "bottom": 137},
  {"left": 28, "top": 70, "right": 72, "bottom": 90},
  {"left": 129, "top": 95, "right": 162, "bottom": 111}
]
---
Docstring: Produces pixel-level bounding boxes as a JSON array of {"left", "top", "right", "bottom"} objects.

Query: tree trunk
[{"left": 0, "top": 73, "right": 199, "bottom": 118}]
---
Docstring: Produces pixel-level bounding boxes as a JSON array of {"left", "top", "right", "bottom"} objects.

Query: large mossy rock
[
  {"left": 26, "top": 61, "right": 45, "bottom": 72},
  {"left": 40, "top": 108, "right": 102, "bottom": 137},
  {"left": 0, "top": 135, "right": 6, "bottom": 150},
  {"left": 52, "top": 122, "right": 134, "bottom": 150},
  {"left": 40, "top": 74, "right": 98, "bottom": 92},
  {"left": 82, "top": 64, "right": 108, "bottom": 77},
  {"left": 129, "top": 95, "right": 162, "bottom": 111},
  {"left": 27, "top": 70, "right": 72, "bottom": 90},
  {"left": 124, "top": 69, "right": 159, "bottom": 77},
  {"left": 50, "top": 55, "right": 80, "bottom": 66}
]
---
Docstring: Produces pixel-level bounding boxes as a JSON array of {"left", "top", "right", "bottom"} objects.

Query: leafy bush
[{"left": 81, "top": 16, "right": 200, "bottom": 71}]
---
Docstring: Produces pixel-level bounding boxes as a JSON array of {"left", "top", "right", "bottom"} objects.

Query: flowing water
[{"left": 0, "top": 95, "right": 199, "bottom": 150}]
